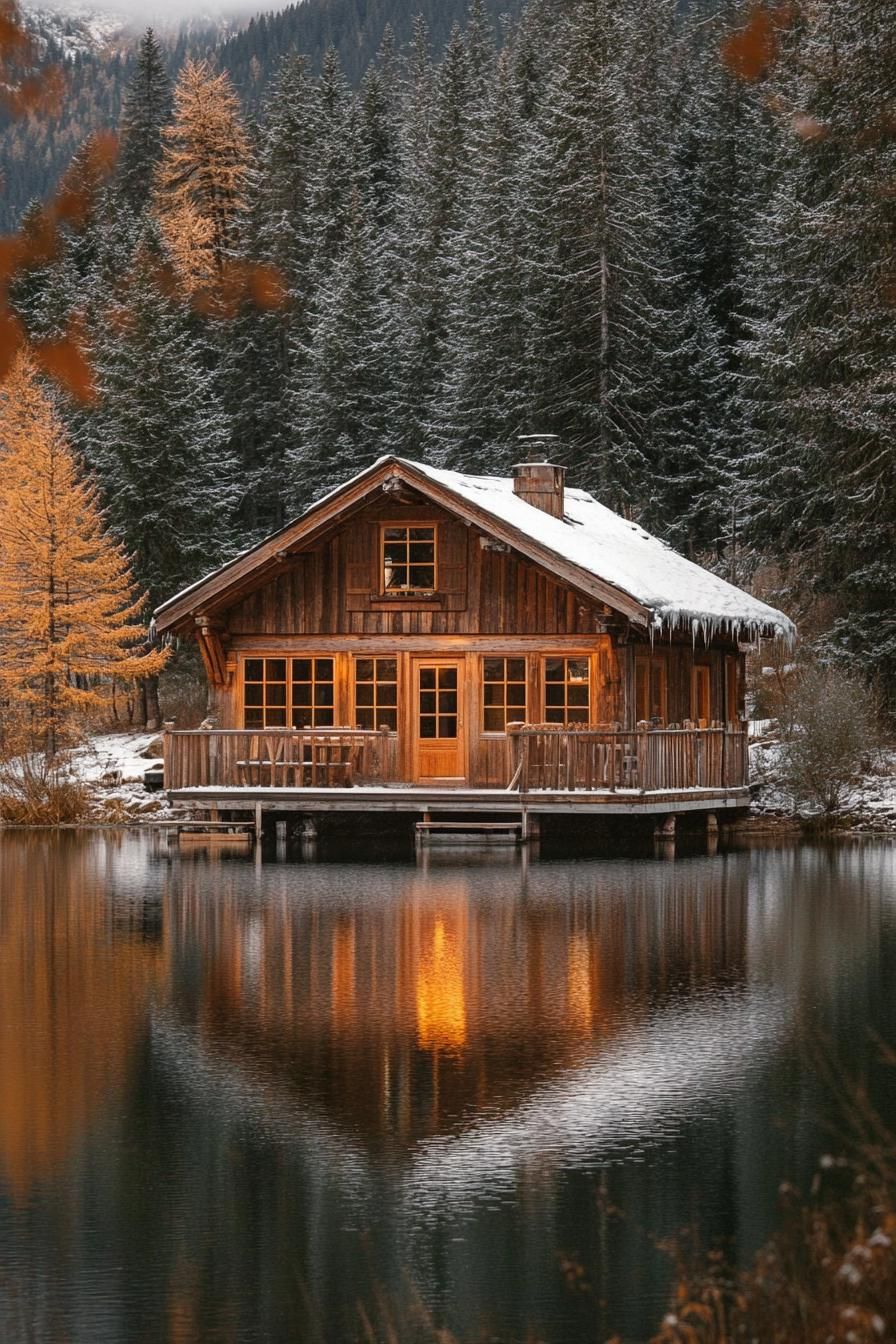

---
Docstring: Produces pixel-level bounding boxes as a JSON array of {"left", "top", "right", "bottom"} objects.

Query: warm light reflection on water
[{"left": 0, "top": 832, "right": 895, "bottom": 1343}]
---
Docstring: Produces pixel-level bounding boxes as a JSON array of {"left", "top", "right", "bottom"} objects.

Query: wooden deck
[{"left": 166, "top": 783, "right": 750, "bottom": 817}]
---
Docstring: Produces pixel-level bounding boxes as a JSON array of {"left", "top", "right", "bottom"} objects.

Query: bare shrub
[{"left": 780, "top": 665, "right": 878, "bottom": 814}]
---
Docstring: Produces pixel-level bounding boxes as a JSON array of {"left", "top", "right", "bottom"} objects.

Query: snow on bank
[
  {"left": 749, "top": 729, "right": 896, "bottom": 832},
  {"left": 64, "top": 732, "right": 175, "bottom": 821}
]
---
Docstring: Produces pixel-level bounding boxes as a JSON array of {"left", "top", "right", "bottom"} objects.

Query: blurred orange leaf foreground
[
  {"left": 0, "top": 354, "right": 166, "bottom": 759},
  {"left": 721, "top": 3, "right": 793, "bottom": 81}
]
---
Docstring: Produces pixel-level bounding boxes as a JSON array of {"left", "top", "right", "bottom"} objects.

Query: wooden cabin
[{"left": 154, "top": 453, "right": 794, "bottom": 827}]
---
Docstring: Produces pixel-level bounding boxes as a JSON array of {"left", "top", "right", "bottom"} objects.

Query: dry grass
[
  {"left": 651, "top": 1046, "right": 896, "bottom": 1344},
  {"left": 0, "top": 753, "right": 93, "bottom": 824}
]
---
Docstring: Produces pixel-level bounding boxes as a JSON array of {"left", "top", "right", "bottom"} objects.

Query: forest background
[{"left": 1, "top": 0, "right": 894, "bottom": 726}]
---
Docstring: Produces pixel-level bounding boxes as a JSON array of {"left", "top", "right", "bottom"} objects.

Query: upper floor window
[
  {"left": 381, "top": 525, "right": 436, "bottom": 593},
  {"left": 483, "top": 657, "right": 527, "bottom": 732},
  {"left": 544, "top": 656, "right": 590, "bottom": 724}
]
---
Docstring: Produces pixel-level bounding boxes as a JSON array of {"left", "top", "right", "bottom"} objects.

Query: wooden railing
[
  {"left": 508, "top": 724, "right": 749, "bottom": 793},
  {"left": 163, "top": 727, "right": 399, "bottom": 790}
]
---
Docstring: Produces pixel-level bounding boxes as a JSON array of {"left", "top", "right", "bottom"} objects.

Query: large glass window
[
  {"left": 544, "top": 657, "right": 590, "bottom": 724},
  {"left": 635, "top": 655, "right": 667, "bottom": 724},
  {"left": 354, "top": 657, "right": 398, "bottom": 731},
  {"left": 291, "top": 657, "right": 335, "bottom": 728},
  {"left": 382, "top": 525, "right": 436, "bottom": 593},
  {"left": 242, "top": 657, "right": 334, "bottom": 729},
  {"left": 692, "top": 664, "right": 711, "bottom": 726},
  {"left": 483, "top": 657, "right": 527, "bottom": 732},
  {"left": 244, "top": 657, "right": 287, "bottom": 728}
]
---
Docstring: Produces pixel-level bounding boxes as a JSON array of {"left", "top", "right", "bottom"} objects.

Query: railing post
[{"left": 162, "top": 720, "right": 175, "bottom": 788}]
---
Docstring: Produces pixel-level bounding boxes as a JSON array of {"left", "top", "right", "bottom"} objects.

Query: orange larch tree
[
  {"left": 0, "top": 353, "right": 167, "bottom": 758},
  {"left": 154, "top": 58, "right": 251, "bottom": 295}
]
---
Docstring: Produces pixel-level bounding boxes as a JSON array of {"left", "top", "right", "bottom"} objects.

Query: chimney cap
[{"left": 516, "top": 433, "right": 560, "bottom": 464}]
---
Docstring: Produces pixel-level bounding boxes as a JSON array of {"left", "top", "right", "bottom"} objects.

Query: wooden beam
[{"left": 195, "top": 619, "right": 230, "bottom": 688}]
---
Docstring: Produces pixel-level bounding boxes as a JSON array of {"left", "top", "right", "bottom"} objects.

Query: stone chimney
[{"left": 513, "top": 435, "right": 566, "bottom": 518}]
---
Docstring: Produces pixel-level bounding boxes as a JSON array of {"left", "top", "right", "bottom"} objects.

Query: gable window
[
  {"left": 544, "top": 656, "right": 590, "bottom": 724},
  {"left": 634, "top": 654, "right": 667, "bottom": 724},
  {"left": 354, "top": 657, "right": 398, "bottom": 731},
  {"left": 382, "top": 525, "right": 436, "bottom": 593},
  {"left": 483, "top": 657, "right": 527, "bottom": 732},
  {"left": 242, "top": 657, "right": 335, "bottom": 729}
]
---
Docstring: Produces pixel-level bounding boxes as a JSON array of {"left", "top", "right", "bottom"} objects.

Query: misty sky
[{"left": 33, "top": 0, "right": 279, "bottom": 26}]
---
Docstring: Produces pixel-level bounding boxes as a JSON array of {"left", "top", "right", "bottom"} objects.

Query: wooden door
[{"left": 414, "top": 660, "right": 465, "bottom": 783}]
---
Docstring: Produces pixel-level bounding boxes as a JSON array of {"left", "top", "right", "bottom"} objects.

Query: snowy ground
[
  {"left": 66, "top": 731, "right": 177, "bottom": 822},
  {"left": 749, "top": 729, "right": 896, "bottom": 833}
]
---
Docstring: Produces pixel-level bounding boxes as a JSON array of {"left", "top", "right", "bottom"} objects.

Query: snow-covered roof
[
  {"left": 155, "top": 455, "right": 795, "bottom": 643},
  {"left": 406, "top": 460, "right": 794, "bottom": 643}
]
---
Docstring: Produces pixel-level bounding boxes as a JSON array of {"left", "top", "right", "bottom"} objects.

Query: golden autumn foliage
[
  {"left": 155, "top": 58, "right": 250, "bottom": 296},
  {"left": 0, "top": 354, "right": 167, "bottom": 756}
]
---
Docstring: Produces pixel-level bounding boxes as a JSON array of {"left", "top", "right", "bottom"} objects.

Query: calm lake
[{"left": 1, "top": 831, "right": 895, "bottom": 1343}]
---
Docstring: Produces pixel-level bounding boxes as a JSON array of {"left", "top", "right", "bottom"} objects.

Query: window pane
[
  {"left": 267, "top": 708, "right": 287, "bottom": 727},
  {"left": 420, "top": 669, "right": 436, "bottom": 690},
  {"left": 508, "top": 684, "right": 526, "bottom": 708},
  {"left": 293, "top": 683, "right": 312, "bottom": 706},
  {"left": 568, "top": 659, "right": 589, "bottom": 682},
  {"left": 545, "top": 684, "right": 565, "bottom": 706},
  {"left": 315, "top": 708, "right": 334, "bottom": 726},
  {"left": 245, "top": 659, "right": 263, "bottom": 681},
  {"left": 377, "top": 658, "right": 397, "bottom": 681},
  {"left": 268, "top": 659, "right": 286, "bottom": 682},
  {"left": 356, "top": 659, "right": 374, "bottom": 681},
  {"left": 545, "top": 707, "right": 564, "bottom": 723},
  {"left": 484, "top": 708, "right": 505, "bottom": 732},
  {"left": 484, "top": 683, "right": 504, "bottom": 706},
  {"left": 545, "top": 658, "right": 564, "bottom": 682},
  {"left": 484, "top": 658, "right": 504, "bottom": 682},
  {"left": 409, "top": 566, "right": 433, "bottom": 588},
  {"left": 420, "top": 691, "right": 437, "bottom": 714},
  {"left": 356, "top": 707, "right": 374, "bottom": 730},
  {"left": 379, "top": 684, "right": 398, "bottom": 706},
  {"left": 439, "top": 691, "right": 457, "bottom": 713},
  {"left": 378, "top": 709, "right": 398, "bottom": 731},
  {"left": 292, "top": 659, "right": 311, "bottom": 682},
  {"left": 356, "top": 683, "right": 374, "bottom": 706},
  {"left": 244, "top": 683, "right": 263, "bottom": 706},
  {"left": 439, "top": 668, "right": 457, "bottom": 689},
  {"left": 568, "top": 684, "right": 589, "bottom": 707},
  {"left": 384, "top": 528, "right": 405, "bottom": 540},
  {"left": 268, "top": 682, "right": 287, "bottom": 706},
  {"left": 507, "top": 659, "right": 526, "bottom": 681},
  {"left": 438, "top": 716, "right": 457, "bottom": 737},
  {"left": 293, "top": 709, "right": 311, "bottom": 728},
  {"left": 567, "top": 707, "right": 589, "bottom": 724},
  {"left": 409, "top": 527, "right": 434, "bottom": 541},
  {"left": 385, "top": 566, "right": 407, "bottom": 589},
  {"left": 409, "top": 542, "right": 434, "bottom": 563},
  {"left": 245, "top": 708, "right": 263, "bottom": 728},
  {"left": 317, "top": 684, "right": 334, "bottom": 707},
  {"left": 315, "top": 659, "right": 334, "bottom": 681},
  {"left": 420, "top": 717, "right": 436, "bottom": 739}
]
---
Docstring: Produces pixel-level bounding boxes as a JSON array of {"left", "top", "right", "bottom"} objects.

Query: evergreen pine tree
[{"left": 116, "top": 29, "right": 173, "bottom": 215}]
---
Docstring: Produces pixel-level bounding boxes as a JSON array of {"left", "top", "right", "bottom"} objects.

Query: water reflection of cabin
[{"left": 154, "top": 453, "right": 794, "bottom": 825}]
